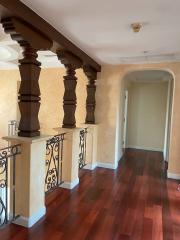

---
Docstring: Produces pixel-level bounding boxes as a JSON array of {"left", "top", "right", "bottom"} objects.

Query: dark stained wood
[
  {"left": 57, "top": 50, "right": 82, "bottom": 128},
  {"left": 1, "top": 17, "right": 51, "bottom": 137},
  {"left": 1, "top": 17, "right": 52, "bottom": 50},
  {"left": 83, "top": 65, "right": 97, "bottom": 124},
  {"left": 0, "top": 0, "right": 101, "bottom": 72},
  {"left": 0, "top": 149, "right": 179, "bottom": 239},
  {"left": 17, "top": 44, "right": 41, "bottom": 137}
]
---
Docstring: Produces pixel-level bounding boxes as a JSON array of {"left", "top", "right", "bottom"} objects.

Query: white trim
[
  {"left": 167, "top": 172, "right": 180, "bottom": 180},
  {"left": 13, "top": 207, "right": 46, "bottom": 228},
  {"left": 126, "top": 145, "right": 163, "bottom": 152},
  {"left": 123, "top": 90, "right": 128, "bottom": 149},
  {"left": 163, "top": 80, "right": 171, "bottom": 161},
  {"left": 97, "top": 162, "right": 118, "bottom": 170},
  {"left": 60, "top": 178, "right": 79, "bottom": 189},
  {"left": 83, "top": 163, "right": 97, "bottom": 170}
]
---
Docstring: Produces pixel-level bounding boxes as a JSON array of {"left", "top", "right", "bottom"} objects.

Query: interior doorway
[{"left": 121, "top": 70, "right": 174, "bottom": 162}]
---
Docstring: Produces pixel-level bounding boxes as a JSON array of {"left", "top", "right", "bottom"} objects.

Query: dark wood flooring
[{"left": 0, "top": 149, "right": 180, "bottom": 240}]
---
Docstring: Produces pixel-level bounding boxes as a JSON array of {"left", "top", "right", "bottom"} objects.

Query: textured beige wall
[
  {"left": 126, "top": 82, "right": 168, "bottom": 151},
  {"left": 0, "top": 70, "right": 20, "bottom": 147},
  {"left": 1, "top": 63, "right": 180, "bottom": 175},
  {"left": 0, "top": 68, "right": 87, "bottom": 139},
  {"left": 39, "top": 68, "right": 87, "bottom": 135},
  {"left": 96, "top": 63, "right": 180, "bottom": 175}
]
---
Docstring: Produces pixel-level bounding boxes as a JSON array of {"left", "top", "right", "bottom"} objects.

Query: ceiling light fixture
[{"left": 131, "top": 23, "right": 142, "bottom": 33}]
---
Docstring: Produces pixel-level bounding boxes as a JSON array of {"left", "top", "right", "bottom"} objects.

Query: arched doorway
[{"left": 115, "top": 69, "right": 174, "bottom": 166}]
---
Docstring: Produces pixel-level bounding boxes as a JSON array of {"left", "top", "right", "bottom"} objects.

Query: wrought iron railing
[
  {"left": 79, "top": 128, "right": 88, "bottom": 169},
  {"left": 0, "top": 144, "right": 21, "bottom": 228},
  {"left": 45, "top": 133, "right": 65, "bottom": 193}
]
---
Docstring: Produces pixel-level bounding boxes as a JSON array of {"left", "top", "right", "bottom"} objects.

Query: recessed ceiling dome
[{"left": 0, "top": 46, "right": 18, "bottom": 61}]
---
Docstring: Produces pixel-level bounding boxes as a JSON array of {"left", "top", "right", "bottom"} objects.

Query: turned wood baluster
[
  {"left": 83, "top": 65, "right": 97, "bottom": 124},
  {"left": 57, "top": 50, "right": 82, "bottom": 128},
  {"left": 62, "top": 64, "right": 77, "bottom": 128},
  {"left": 18, "top": 42, "right": 41, "bottom": 137}
]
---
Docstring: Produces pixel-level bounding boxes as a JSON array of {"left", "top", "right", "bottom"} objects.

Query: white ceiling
[
  {"left": 1, "top": 0, "right": 180, "bottom": 68},
  {"left": 0, "top": 25, "right": 63, "bottom": 69},
  {"left": 18, "top": 0, "right": 180, "bottom": 65}
]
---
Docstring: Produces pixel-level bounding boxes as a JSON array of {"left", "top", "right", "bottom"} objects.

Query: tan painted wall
[
  {"left": 0, "top": 70, "right": 20, "bottom": 147},
  {"left": 39, "top": 68, "right": 87, "bottom": 135},
  {"left": 126, "top": 82, "right": 168, "bottom": 151},
  {"left": 96, "top": 63, "right": 180, "bottom": 175},
  {"left": 0, "top": 68, "right": 87, "bottom": 140},
  {"left": 1, "top": 63, "right": 180, "bottom": 175}
]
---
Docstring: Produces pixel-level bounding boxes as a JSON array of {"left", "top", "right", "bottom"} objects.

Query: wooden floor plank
[{"left": 0, "top": 149, "right": 179, "bottom": 240}]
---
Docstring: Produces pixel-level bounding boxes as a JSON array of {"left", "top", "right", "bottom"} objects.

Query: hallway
[{"left": 0, "top": 149, "right": 179, "bottom": 240}]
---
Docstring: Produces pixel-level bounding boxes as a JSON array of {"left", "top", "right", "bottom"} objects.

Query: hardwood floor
[{"left": 0, "top": 149, "right": 180, "bottom": 240}]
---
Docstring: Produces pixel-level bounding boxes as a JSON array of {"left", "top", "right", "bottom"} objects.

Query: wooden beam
[{"left": 0, "top": 0, "right": 101, "bottom": 72}]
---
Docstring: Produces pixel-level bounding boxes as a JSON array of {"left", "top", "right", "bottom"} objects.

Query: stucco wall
[
  {"left": 1, "top": 63, "right": 180, "bottom": 176},
  {"left": 0, "top": 68, "right": 87, "bottom": 138},
  {"left": 0, "top": 70, "right": 19, "bottom": 147},
  {"left": 96, "top": 63, "right": 180, "bottom": 175},
  {"left": 39, "top": 68, "right": 87, "bottom": 134}
]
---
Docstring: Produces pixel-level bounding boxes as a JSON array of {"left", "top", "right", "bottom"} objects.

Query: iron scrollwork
[
  {"left": 45, "top": 133, "right": 65, "bottom": 193},
  {"left": 0, "top": 144, "right": 21, "bottom": 228},
  {"left": 79, "top": 128, "right": 88, "bottom": 169}
]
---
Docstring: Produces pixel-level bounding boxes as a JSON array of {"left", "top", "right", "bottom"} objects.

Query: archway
[{"left": 115, "top": 69, "right": 174, "bottom": 167}]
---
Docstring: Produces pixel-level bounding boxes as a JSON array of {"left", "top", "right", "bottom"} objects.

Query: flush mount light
[{"left": 131, "top": 23, "right": 142, "bottom": 33}]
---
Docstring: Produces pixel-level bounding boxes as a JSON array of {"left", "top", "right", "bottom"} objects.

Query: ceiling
[
  {"left": 19, "top": 0, "right": 180, "bottom": 65},
  {"left": 124, "top": 70, "right": 172, "bottom": 83},
  {"left": 0, "top": 25, "right": 63, "bottom": 69},
  {"left": 1, "top": 0, "right": 180, "bottom": 68}
]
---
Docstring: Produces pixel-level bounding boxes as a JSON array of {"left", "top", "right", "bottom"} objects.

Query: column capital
[
  {"left": 83, "top": 64, "right": 97, "bottom": 84},
  {"left": 1, "top": 17, "right": 52, "bottom": 50},
  {"left": 57, "top": 50, "right": 82, "bottom": 69}
]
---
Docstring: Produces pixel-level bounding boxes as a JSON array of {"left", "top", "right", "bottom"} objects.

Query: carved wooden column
[
  {"left": 2, "top": 17, "right": 52, "bottom": 137},
  {"left": 83, "top": 65, "right": 97, "bottom": 124},
  {"left": 57, "top": 50, "right": 82, "bottom": 128},
  {"left": 18, "top": 42, "right": 41, "bottom": 137}
]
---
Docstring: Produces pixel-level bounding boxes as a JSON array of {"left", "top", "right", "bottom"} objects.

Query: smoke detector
[{"left": 131, "top": 23, "right": 142, "bottom": 33}]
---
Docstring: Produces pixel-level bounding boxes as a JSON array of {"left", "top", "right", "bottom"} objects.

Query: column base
[
  {"left": 18, "top": 131, "right": 40, "bottom": 137},
  {"left": 13, "top": 207, "right": 46, "bottom": 228},
  {"left": 84, "top": 163, "right": 97, "bottom": 170},
  {"left": 60, "top": 178, "right": 79, "bottom": 190},
  {"left": 167, "top": 171, "right": 180, "bottom": 180},
  {"left": 3, "top": 135, "right": 51, "bottom": 228}
]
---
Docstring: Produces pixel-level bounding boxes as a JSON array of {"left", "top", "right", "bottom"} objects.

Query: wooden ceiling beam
[{"left": 0, "top": 0, "right": 101, "bottom": 72}]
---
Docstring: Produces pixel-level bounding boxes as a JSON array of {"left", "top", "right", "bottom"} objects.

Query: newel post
[
  {"left": 83, "top": 65, "right": 97, "bottom": 124},
  {"left": 57, "top": 50, "right": 82, "bottom": 128},
  {"left": 1, "top": 17, "right": 52, "bottom": 137}
]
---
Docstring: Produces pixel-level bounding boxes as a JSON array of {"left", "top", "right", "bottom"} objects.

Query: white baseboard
[
  {"left": 60, "top": 178, "right": 79, "bottom": 189},
  {"left": 84, "top": 163, "right": 97, "bottom": 170},
  {"left": 167, "top": 172, "right": 180, "bottom": 180},
  {"left": 13, "top": 206, "right": 46, "bottom": 228},
  {"left": 97, "top": 162, "right": 118, "bottom": 170},
  {"left": 126, "top": 145, "right": 163, "bottom": 152}
]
